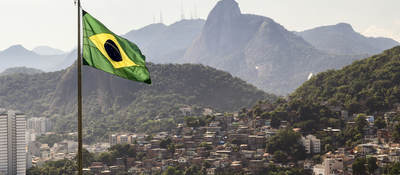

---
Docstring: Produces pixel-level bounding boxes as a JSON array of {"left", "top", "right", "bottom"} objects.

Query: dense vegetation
[
  {"left": 36, "top": 134, "right": 65, "bottom": 147},
  {"left": 291, "top": 46, "right": 400, "bottom": 114},
  {"left": 237, "top": 47, "right": 400, "bottom": 161},
  {"left": 265, "top": 129, "right": 306, "bottom": 163},
  {"left": 36, "top": 134, "right": 76, "bottom": 147},
  {"left": 0, "top": 71, "right": 62, "bottom": 116},
  {"left": 0, "top": 63, "right": 275, "bottom": 143},
  {"left": 246, "top": 98, "right": 384, "bottom": 153},
  {"left": 27, "top": 159, "right": 77, "bottom": 175},
  {"left": 249, "top": 99, "right": 339, "bottom": 134}
]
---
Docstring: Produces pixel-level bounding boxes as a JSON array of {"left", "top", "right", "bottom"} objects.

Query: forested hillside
[
  {"left": 291, "top": 46, "right": 400, "bottom": 114},
  {"left": 0, "top": 63, "right": 275, "bottom": 142}
]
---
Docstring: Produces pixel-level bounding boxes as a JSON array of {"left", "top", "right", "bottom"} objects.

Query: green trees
[
  {"left": 36, "top": 134, "right": 65, "bottom": 147},
  {"left": 259, "top": 164, "right": 311, "bottom": 175},
  {"left": 81, "top": 144, "right": 140, "bottom": 168},
  {"left": 374, "top": 117, "right": 386, "bottom": 129},
  {"left": 26, "top": 159, "right": 77, "bottom": 175},
  {"left": 392, "top": 123, "right": 400, "bottom": 142},
  {"left": 184, "top": 115, "right": 215, "bottom": 128},
  {"left": 270, "top": 114, "right": 281, "bottom": 129},
  {"left": 163, "top": 166, "right": 183, "bottom": 175},
  {"left": 266, "top": 129, "right": 306, "bottom": 162},
  {"left": 352, "top": 158, "right": 367, "bottom": 175},
  {"left": 184, "top": 116, "right": 205, "bottom": 128},
  {"left": 340, "top": 124, "right": 363, "bottom": 147},
  {"left": 108, "top": 144, "right": 137, "bottom": 160},
  {"left": 257, "top": 99, "right": 338, "bottom": 132},
  {"left": 160, "top": 137, "right": 176, "bottom": 153},
  {"left": 273, "top": 151, "right": 288, "bottom": 163},
  {"left": 199, "top": 142, "right": 213, "bottom": 150},
  {"left": 160, "top": 138, "right": 173, "bottom": 149},
  {"left": 355, "top": 114, "right": 368, "bottom": 132},
  {"left": 388, "top": 163, "right": 400, "bottom": 175},
  {"left": 97, "top": 152, "right": 113, "bottom": 165},
  {"left": 352, "top": 157, "right": 378, "bottom": 175},
  {"left": 81, "top": 149, "right": 95, "bottom": 168},
  {"left": 333, "top": 113, "right": 368, "bottom": 148},
  {"left": 0, "top": 63, "right": 276, "bottom": 144},
  {"left": 291, "top": 46, "right": 400, "bottom": 114},
  {"left": 184, "top": 165, "right": 203, "bottom": 175},
  {"left": 367, "top": 157, "right": 378, "bottom": 174}
]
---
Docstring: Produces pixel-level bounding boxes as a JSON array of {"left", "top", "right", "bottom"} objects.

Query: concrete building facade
[
  {"left": 27, "top": 117, "right": 52, "bottom": 135},
  {"left": 0, "top": 110, "right": 26, "bottom": 175},
  {"left": 302, "top": 134, "right": 321, "bottom": 154}
]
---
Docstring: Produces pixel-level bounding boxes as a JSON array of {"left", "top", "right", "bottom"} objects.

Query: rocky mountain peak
[
  {"left": 1, "top": 45, "right": 33, "bottom": 55},
  {"left": 333, "top": 23, "right": 355, "bottom": 32},
  {"left": 207, "top": 0, "right": 241, "bottom": 22}
]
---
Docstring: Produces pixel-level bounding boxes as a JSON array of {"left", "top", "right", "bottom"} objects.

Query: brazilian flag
[{"left": 82, "top": 11, "right": 151, "bottom": 84}]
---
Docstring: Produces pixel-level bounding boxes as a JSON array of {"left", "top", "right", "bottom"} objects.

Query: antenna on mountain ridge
[
  {"left": 181, "top": 0, "right": 185, "bottom": 20},
  {"left": 194, "top": 2, "right": 198, "bottom": 19},
  {"left": 160, "top": 11, "right": 164, "bottom": 24}
]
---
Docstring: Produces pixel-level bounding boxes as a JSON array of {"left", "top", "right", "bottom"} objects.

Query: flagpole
[{"left": 77, "top": 0, "right": 83, "bottom": 174}]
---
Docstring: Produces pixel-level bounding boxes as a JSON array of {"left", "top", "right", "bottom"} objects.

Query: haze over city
[{"left": 1, "top": 0, "right": 399, "bottom": 51}]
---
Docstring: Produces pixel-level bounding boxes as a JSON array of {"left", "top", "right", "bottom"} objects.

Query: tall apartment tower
[
  {"left": 0, "top": 110, "right": 26, "bottom": 175},
  {"left": 27, "top": 117, "right": 52, "bottom": 135}
]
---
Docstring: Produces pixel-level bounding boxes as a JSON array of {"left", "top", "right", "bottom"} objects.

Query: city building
[
  {"left": 313, "top": 164, "right": 325, "bottom": 175},
  {"left": 301, "top": 134, "right": 321, "bottom": 154},
  {"left": 323, "top": 157, "right": 344, "bottom": 175},
  {"left": 312, "top": 157, "right": 344, "bottom": 175},
  {"left": 110, "top": 133, "right": 142, "bottom": 146},
  {"left": 27, "top": 117, "right": 52, "bottom": 135},
  {"left": 0, "top": 110, "right": 27, "bottom": 175}
]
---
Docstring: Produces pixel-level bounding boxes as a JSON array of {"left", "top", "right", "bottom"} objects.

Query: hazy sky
[{"left": 0, "top": 0, "right": 399, "bottom": 51}]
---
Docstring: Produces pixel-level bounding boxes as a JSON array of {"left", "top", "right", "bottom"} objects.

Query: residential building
[
  {"left": 27, "top": 117, "right": 52, "bottom": 135},
  {"left": 110, "top": 134, "right": 118, "bottom": 146},
  {"left": 0, "top": 110, "right": 27, "bottom": 175},
  {"left": 110, "top": 134, "right": 141, "bottom": 146},
  {"left": 312, "top": 157, "right": 344, "bottom": 175},
  {"left": 302, "top": 135, "right": 321, "bottom": 154},
  {"left": 323, "top": 157, "right": 344, "bottom": 175},
  {"left": 313, "top": 164, "right": 325, "bottom": 175}
]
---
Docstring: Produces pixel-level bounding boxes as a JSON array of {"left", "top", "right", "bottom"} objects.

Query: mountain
[
  {"left": 0, "top": 45, "right": 68, "bottom": 72},
  {"left": 53, "top": 49, "right": 77, "bottom": 71},
  {"left": 124, "top": 19, "right": 205, "bottom": 63},
  {"left": 124, "top": 23, "right": 167, "bottom": 49},
  {"left": 182, "top": 0, "right": 363, "bottom": 95},
  {"left": 297, "top": 23, "right": 400, "bottom": 55},
  {"left": 0, "top": 63, "right": 275, "bottom": 141},
  {"left": 0, "top": 67, "right": 43, "bottom": 76},
  {"left": 291, "top": 46, "right": 400, "bottom": 114},
  {"left": 33, "top": 46, "right": 65, "bottom": 55},
  {"left": 0, "top": 20, "right": 203, "bottom": 72}
]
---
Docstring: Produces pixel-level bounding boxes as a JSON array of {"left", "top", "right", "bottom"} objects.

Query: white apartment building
[
  {"left": 313, "top": 164, "right": 325, "bottom": 175},
  {"left": 302, "top": 134, "right": 321, "bottom": 154},
  {"left": 313, "top": 156, "right": 344, "bottom": 175},
  {"left": 27, "top": 117, "right": 52, "bottom": 135},
  {"left": 0, "top": 110, "right": 26, "bottom": 175},
  {"left": 109, "top": 134, "right": 137, "bottom": 146}
]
